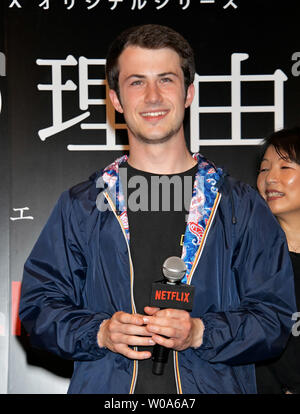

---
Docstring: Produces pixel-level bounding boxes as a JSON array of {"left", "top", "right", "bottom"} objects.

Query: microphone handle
[{"left": 152, "top": 343, "right": 170, "bottom": 375}]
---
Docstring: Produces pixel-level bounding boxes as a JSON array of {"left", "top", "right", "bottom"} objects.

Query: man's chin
[
  {"left": 137, "top": 135, "right": 172, "bottom": 145},
  {"left": 133, "top": 129, "right": 180, "bottom": 145}
]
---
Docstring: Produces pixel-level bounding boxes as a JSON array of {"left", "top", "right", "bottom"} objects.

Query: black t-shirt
[
  {"left": 121, "top": 162, "right": 198, "bottom": 394},
  {"left": 255, "top": 251, "right": 300, "bottom": 394}
]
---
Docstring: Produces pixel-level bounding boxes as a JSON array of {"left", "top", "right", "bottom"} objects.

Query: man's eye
[
  {"left": 259, "top": 168, "right": 268, "bottom": 173},
  {"left": 161, "top": 77, "right": 172, "bottom": 83},
  {"left": 131, "top": 80, "right": 143, "bottom": 86}
]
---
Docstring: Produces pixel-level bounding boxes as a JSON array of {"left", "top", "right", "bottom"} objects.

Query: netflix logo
[
  {"left": 155, "top": 290, "right": 191, "bottom": 304},
  {"left": 150, "top": 282, "right": 195, "bottom": 311}
]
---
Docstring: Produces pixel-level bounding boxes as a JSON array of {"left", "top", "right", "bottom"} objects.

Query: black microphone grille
[{"left": 162, "top": 256, "right": 187, "bottom": 283}]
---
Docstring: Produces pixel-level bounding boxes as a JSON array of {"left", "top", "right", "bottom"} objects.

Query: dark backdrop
[{"left": 1, "top": 0, "right": 300, "bottom": 393}]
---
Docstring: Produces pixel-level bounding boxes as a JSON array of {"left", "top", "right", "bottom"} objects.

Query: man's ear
[
  {"left": 109, "top": 89, "right": 124, "bottom": 113},
  {"left": 184, "top": 83, "right": 195, "bottom": 108}
]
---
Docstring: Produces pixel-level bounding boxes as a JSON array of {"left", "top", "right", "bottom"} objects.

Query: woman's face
[{"left": 257, "top": 144, "right": 300, "bottom": 219}]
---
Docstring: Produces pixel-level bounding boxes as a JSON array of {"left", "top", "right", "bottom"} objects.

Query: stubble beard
[
  {"left": 118, "top": 93, "right": 186, "bottom": 146},
  {"left": 127, "top": 122, "right": 182, "bottom": 145}
]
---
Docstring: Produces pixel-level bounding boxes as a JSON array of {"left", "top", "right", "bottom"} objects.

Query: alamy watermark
[
  {"left": 292, "top": 312, "right": 300, "bottom": 337},
  {"left": 96, "top": 168, "right": 203, "bottom": 215}
]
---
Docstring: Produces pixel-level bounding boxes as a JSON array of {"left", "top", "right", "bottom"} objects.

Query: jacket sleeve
[
  {"left": 195, "top": 186, "right": 297, "bottom": 366},
  {"left": 19, "top": 190, "right": 109, "bottom": 361}
]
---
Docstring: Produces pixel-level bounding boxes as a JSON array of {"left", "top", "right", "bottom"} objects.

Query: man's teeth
[{"left": 141, "top": 111, "right": 167, "bottom": 117}]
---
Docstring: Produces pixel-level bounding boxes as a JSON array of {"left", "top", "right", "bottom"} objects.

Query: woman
[{"left": 256, "top": 126, "right": 300, "bottom": 394}]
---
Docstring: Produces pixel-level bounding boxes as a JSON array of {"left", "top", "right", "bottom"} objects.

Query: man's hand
[
  {"left": 97, "top": 311, "right": 155, "bottom": 360},
  {"left": 143, "top": 306, "right": 204, "bottom": 351}
]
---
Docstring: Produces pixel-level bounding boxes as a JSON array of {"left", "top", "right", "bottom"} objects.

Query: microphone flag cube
[{"left": 150, "top": 281, "right": 195, "bottom": 311}]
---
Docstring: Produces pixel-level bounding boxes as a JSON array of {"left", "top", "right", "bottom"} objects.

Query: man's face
[{"left": 109, "top": 46, "right": 194, "bottom": 145}]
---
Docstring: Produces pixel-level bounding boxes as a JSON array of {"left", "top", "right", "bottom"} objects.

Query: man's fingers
[
  {"left": 144, "top": 306, "right": 160, "bottom": 316},
  {"left": 149, "top": 325, "right": 178, "bottom": 338},
  {"left": 115, "top": 311, "right": 145, "bottom": 326},
  {"left": 116, "top": 344, "right": 152, "bottom": 360},
  {"left": 112, "top": 332, "right": 156, "bottom": 347},
  {"left": 151, "top": 308, "right": 190, "bottom": 319},
  {"left": 110, "top": 320, "right": 153, "bottom": 337},
  {"left": 99, "top": 311, "right": 164, "bottom": 358},
  {"left": 151, "top": 334, "right": 176, "bottom": 349}
]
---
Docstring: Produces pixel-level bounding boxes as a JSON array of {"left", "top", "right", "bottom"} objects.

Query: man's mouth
[{"left": 140, "top": 110, "right": 169, "bottom": 120}]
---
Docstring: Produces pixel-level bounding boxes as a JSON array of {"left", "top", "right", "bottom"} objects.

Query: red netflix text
[{"left": 154, "top": 290, "right": 190, "bottom": 303}]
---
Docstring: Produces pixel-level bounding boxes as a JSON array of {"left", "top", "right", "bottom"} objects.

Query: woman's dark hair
[
  {"left": 260, "top": 127, "right": 300, "bottom": 165},
  {"left": 105, "top": 24, "right": 195, "bottom": 99}
]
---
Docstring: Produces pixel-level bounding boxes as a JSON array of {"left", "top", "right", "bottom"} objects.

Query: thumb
[{"left": 144, "top": 306, "right": 160, "bottom": 316}]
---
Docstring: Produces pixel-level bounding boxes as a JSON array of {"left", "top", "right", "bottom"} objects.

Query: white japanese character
[
  {"left": 39, "top": 0, "right": 50, "bottom": 9},
  {"left": 9, "top": 0, "right": 22, "bottom": 8},
  {"left": 179, "top": 0, "right": 190, "bottom": 10},
  {"left": 86, "top": 0, "right": 101, "bottom": 10},
  {"left": 36, "top": 54, "right": 128, "bottom": 151},
  {"left": 74, "top": 56, "right": 128, "bottom": 151},
  {"left": 131, "top": 0, "right": 147, "bottom": 10},
  {"left": 0, "top": 52, "right": 5, "bottom": 116},
  {"left": 108, "top": 0, "right": 123, "bottom": 10},
  {"left": 36, "top": 55, "right": 90, "bottom": 141},
  {"left": 154, "top": 0, "right": 169, "bottom": 10},
  {"left": 64, "top": 0, "right": 75, "bottom": 9},
  {"left": 0, "top": 53, "right": 5, "bottom": 77},
  {"left": 190, "top": 53, "right": 287, "bottom": 151},
  {"left": 10, "top": 207, "right": 34, "bottom": 221},
  {"left": 223, "top": 0, "right": 238, "bottom": 9},
  {"left": 78, "top": 56, "right": 107, "bottom": 112}
]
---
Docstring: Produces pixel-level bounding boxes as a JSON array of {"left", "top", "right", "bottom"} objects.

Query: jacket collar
[{"left": 100, "top": 153, "right": 223, "bottom": 282}]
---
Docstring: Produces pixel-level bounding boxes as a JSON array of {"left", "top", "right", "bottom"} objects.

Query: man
[{"left": 19, "top": 24, "right": 296, "bottom": 394}]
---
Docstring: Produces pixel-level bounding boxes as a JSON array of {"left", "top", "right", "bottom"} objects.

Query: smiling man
[
  {"left": 109, "top": 46, "right": 193, "bottom": 149},
  {"left": 19, "top": 24, "right": 296, "bottom": 395}
]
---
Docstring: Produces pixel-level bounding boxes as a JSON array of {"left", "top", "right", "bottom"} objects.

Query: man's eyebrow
[
  {"left": 158, "top": 72, "right": 178, "bottom": 77},
  {"left": 126, "top": 74, "right": 145, "bottom": 79},
  {"left": 123, "top": 74, "right": 145, "bottom": 82},
  {"left": 124, "top": 72, "right": 179, "bottom": 81}
]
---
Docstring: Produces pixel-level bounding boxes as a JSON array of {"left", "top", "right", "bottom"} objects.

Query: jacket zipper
[
  {"left": 105, "top": 188, "right": 222, "bottom": 394},
  {"left": 174, "top": 192, "right": 222, "bottom": 394},
  {"left": 103, "top": 191, "right": 138, "bottom": 394}
]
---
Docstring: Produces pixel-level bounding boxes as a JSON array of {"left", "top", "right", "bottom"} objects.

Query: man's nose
[{"left": 144, "top": 82, "right": 163, "bottom": 104}]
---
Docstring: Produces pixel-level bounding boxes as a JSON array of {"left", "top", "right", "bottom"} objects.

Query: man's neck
[{"left": 127, "top": 136, "right": 197, "bottom": 175}]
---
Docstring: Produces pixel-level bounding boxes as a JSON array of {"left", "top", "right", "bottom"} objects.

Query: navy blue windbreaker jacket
[{"left": 19, "top": 154, "right": 296, "bottom": 394}]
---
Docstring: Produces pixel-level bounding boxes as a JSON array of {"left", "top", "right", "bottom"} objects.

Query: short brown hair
[{"left": 105, "top": 24, "right": 195, "bottom": 98}]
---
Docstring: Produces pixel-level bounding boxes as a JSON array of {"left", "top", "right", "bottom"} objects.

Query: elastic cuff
[
  {"left": 97, "top": 319, "right": 109, "bottom": 349},
  {"left": 197, "top": 316, "right": 214, "bottom": 350},
  {"left": 192, "top": 316, "right": 218, "bottom": 361},
  {"left": 82, "top": 318, "right": 108, "bottom": 358}
]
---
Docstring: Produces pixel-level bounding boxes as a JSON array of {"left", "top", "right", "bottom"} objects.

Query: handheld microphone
[{"left": 150, "top": 256, "right": 195, "bottom": 375}]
